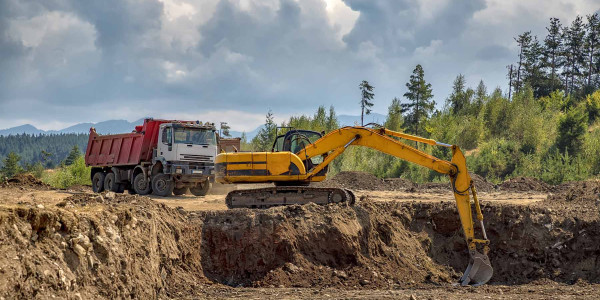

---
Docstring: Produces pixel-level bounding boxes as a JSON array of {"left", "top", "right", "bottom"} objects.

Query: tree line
[
  {"left": 508, "top": 14, "right": 600, "bottom": 99},
  {"left": 0, "top": 133, "right": 88, "bottom": 169}
]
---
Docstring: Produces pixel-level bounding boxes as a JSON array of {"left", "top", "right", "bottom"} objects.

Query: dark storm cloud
[
  {"left": 476, "top": 44, "right": 512, "bottom": 60},
  {"left": 342, "top": 0, "right": 486, "bottom": 54},
  {"left": 0, "top": 0, "right": 595, "bottom": 130}
]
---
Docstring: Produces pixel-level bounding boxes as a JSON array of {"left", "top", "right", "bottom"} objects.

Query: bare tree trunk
[
  {"left": 589, "top": 42, "right": 594, "bottom": 87},
  {"left": 361, "top": 103, "right": 364, "bottom": 126},
  {"left": 508, "top": 64, "right": 513, "bottom": 100},
  {"left": 516, "top": 47, "right": 523, "bottom": 93},
  {"left": 415, "top": 94, "right": 419, "bottom": 150}
]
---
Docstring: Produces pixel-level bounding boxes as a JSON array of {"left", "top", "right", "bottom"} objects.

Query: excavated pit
[
  {"left": 198, "top": 200, "right": 600, "bottom": 288},
  {"left": 0, "top": 173, "right": 599, "bottom": 298}
]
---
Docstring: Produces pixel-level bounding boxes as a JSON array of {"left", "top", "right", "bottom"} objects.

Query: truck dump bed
[{"left": 85, "top": 119, "right": 189, "bottom": 167}]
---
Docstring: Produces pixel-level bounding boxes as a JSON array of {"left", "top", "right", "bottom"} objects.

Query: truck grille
[{"left": 180, "top": 154, "right": 213, "bottom": 162}]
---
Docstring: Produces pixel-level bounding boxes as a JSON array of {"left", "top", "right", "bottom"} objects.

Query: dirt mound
[
  {"left": 499, "top": 177, "right": 552, "bottom": 192},
  {"left": 318, "top": 171, "right": 495, "bottom": 193},
  {"left": 470, "top": 173, "right": 496, "bottom": 192},
  {"left": 0, "top": 192, "right": 208, "bottom": 299},
  {"left": 317, "top": 171, "right": 388, "bottom": 190},
  {"left": 538, "top": 180, "right": 600, "bottom": 221},
  {"left": 2, "top": 173, "right": 51, "bottom": 190}
]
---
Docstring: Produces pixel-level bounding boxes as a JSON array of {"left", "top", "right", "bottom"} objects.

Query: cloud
[{"left": 0, "top": 0, "right": 597, "bottom": 132}]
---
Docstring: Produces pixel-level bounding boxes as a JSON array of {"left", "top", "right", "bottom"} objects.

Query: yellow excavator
[{"left": 215, "top": 126, "right": 493, "bottom": 286}]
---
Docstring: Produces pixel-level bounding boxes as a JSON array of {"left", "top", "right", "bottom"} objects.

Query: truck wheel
[
  {"left": 104, "top": 173, "right": 123, "bottom": 192},
  {"left": 133, "top": 173, "right": 152, "bottom": 195},
  {"left": 190, "top": 181, "right": 211, "bottom": 196},
  {"left": 173, "top": 187, "right": 188, "bottom": 196},
  {"left": 92, "top": 172, "right": 106, "bottom": 193},
  {"left": 152, "top": 174, "right": 174, "bottom": 197}
]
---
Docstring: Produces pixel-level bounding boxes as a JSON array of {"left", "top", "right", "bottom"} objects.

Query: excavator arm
[{"left": 215, "top": 126, "right": 493, "bottom": 285}]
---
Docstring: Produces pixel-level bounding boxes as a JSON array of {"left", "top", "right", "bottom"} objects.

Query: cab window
[{"left": 162, "top": 128, "right": 172, "bottom": 144}]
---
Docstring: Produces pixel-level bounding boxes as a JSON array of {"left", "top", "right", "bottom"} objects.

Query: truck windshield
[{"left": 173, "top": 128, "right": 216, "bottom": 145}]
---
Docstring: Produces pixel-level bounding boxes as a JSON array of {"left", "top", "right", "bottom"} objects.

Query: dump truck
[
  {"left": 215, "top": 126, "right": 493, "bottom": 286},
  {"left": 85, "top": 118, "right": 218, "bottom": 197}
]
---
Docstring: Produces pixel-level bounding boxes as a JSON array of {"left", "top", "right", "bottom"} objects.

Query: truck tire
[
  {"left": 190, "top": 181, "right": 211, "bottom": 196},
  {"left": 104, "top": 173, "right": 124, "bottom": 193},
  {"left": 92, "top": 172, "right": 106, "bottom": 193},
  {"left": 152, "top": 174, "right": 174, "bottom": 197},
  {"left": 173, "top": 187, "right": 188, "bottom": 196},
  {"left": 133, "top": 173, "right": 152, "bottom": 195}
]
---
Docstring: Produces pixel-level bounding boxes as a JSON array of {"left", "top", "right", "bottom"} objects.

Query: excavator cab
[{"left": 271, "top": 128, "right": 327, "bottom": 173}]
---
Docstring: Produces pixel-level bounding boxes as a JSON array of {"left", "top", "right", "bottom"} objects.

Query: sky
[{"left": 1, "top": 0, "right": 599, "bottom": 132}]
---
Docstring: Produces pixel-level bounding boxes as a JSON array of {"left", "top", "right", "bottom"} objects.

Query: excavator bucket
[{"left": 460, "top": 250, "right": 493, "bottom": 286}]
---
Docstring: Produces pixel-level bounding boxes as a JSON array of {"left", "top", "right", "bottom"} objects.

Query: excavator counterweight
[{"left": 215, "top": 126, "right": 493, "bottom": 286}]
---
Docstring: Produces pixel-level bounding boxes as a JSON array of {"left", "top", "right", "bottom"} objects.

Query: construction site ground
[{"left": 0, "top": 172, "right": 598, "bottom": 299}]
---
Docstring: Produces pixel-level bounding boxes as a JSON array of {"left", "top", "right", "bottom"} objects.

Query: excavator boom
[{"left": 215, "top": 126, "right": 493, "bottom": 285}]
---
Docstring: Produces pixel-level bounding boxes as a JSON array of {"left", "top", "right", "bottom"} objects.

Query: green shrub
[
  {"left": 42, "top": 156, "right": 91, "bottom": 189},
  {"left": 467, "top": 139, "right": 520, "bottom": 182},
  {"left": 540, "top": 150, "right": 591, "bottom": 184}
]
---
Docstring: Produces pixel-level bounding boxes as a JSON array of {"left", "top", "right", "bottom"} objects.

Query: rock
[
  {"left": 359, "top": 279, "right": 370, "bottom": 286},
  {"left": 410, "top": 294, "right": 417, "bottom": 300},
  {"left": 36, "top": 204, "right": 45, "bottom": 209},
  {"left": 284, "top": 263, "right": 301, "bottom": 274},
  {"left": 333, "top": 270, "right": 348, "bottom": 279},
  {"left": 73, "top": 244, "right": 87, "bottom": 257},
  {"left": 105, "top": 192, "right": 116, "bottom": 200},
  {"left": 31, "top": 233, "right": 38, "bottom": 242}
]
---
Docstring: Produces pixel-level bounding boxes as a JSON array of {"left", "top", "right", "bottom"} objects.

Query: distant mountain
[
  {"left": 0, "top": 124, "right": 46, "bottom": 136},
  {"left": 229, "top": 126, "right": 262, "bottom": 140},
  {"left": 56, "top": 119, "right": 145, "bottom": 134},
  {"left": 0, "top": 119, "right": 146, "bottom": 136},
  {"left": 0, "top": 113, "right": 389, "bottom": 138}
]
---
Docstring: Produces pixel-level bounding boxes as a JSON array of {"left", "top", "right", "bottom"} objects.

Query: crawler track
[{"left": 225, "top": 186, "right": 356, "bottom": 209}]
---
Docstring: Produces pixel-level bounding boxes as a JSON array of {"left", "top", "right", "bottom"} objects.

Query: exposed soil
[
  {"left": 0, "top": 173, "right": 598, "bottom": 298},
  {"left": 1, "top": 173, "right": 52, "bottom": 190},
  {"left": 319, "top": 171, "right": 496, "bottom": 192},
  {"left": 499, "top": 177, "right": 552, "bottom": 193}
]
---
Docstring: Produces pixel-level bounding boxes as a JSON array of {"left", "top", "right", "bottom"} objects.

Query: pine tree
[
  {"left": 584, "top": 13, "right": 600, "bottom": 89},
  {"left": 220, "top": 122, "right": 231, "bottom": 137},
  {"left": 64, "top": 145, "right": 80, "bottom": 166},
  {"left": 474, "top": 80, "right": 488, "bottom": 111},
  {"left": 556, "top": 106, "right": 588, "bottom": 155},
  {"left": 385, "top": 98, "right": 404, "bottom": 131},
  {"left": 515, "top": 31, "right": 533, "bottom": 93},
  {"left": 1, "top": 152, "right": 23, "bottom": 178},
  {"left": 325, "top": 106, "right": 339, "bottom": 132},
  {"left": 544, "top": 17, "right": 564, "bottom": 93},
  {"left": 358, "top": 80, "right": 375, "bottom": 126},
  {"left": 312, "top": 105, "right": 327, "bottom": 132},
  {"left": 251, "top": 111, "right": 277, "bottom": 151},
  {"left": 523, "top": 36, "right": 547, "bottom": 97},
  {"left": 401, "top": 64, "right": 435, "bottom": 141},
  {"left": 507, "top": 64, "right": 516, "bottom": 100},
  {"left": 563, "top": 16, "right": 586, "bottom": 95},
  {"left": 447, "top": 74, "right": 470, "bottom": 114}
]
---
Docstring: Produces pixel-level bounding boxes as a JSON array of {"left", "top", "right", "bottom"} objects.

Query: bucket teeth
[{"left": 460, "top": 250, "right": 493, "bottom": 286}]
